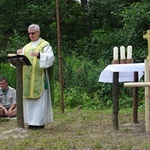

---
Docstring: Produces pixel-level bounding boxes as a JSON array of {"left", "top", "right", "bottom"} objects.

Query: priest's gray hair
[{"left": 28, "top": 24, "right": 40, "bottom": 31}]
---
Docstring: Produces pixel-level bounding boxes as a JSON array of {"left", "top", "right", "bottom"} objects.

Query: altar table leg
[
  {"left": 133, "top": 72, "right": 138, "bottom": 123},
  {"left": 112, "top": 72, "right": 119, "bottom": 130}
]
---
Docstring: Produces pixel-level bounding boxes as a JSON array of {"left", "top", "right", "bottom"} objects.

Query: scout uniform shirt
[{"left": 0, "top": 86, "right": 16, "bottom": 109}]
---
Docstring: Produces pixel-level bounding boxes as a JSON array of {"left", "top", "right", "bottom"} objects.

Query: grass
[{"left": 0, "top": 108, "right": 149, "bottom": 150}]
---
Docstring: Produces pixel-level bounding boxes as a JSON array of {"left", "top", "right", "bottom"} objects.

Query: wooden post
[
  {"left": 133, "top": 72, "right": 138, "bottom": 123},
  {"left": 112, "top": 59, "right": 119, "bottom": 130},
  {"left": 112, "top": 72, "right": 119, "bottom": 130},
  {"left": 16, "top": 63, "right": 24, "bottom": 128},
  {"left": 126, "top": 59, "right": 138, "bottom": 123},
  {"left": 145, "top": 59, "right": 150, "bottom": 133},
  {"left": 143, "top": 30, "right": 150, "bottom": 133},
  {"left": 48, "top": 65, "right": 54, "bottom": 106},
  {"left": 56, "top": 0, "right": 64, "bottom": 113}
]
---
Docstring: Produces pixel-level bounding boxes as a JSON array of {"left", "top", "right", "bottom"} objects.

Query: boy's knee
[{"left": 0, "top": 109, "right": 6, "bottom": 116}]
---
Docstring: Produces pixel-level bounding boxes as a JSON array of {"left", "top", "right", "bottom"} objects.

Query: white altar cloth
[{"left": 99, "top": 63, "right": 145, "bottom": 83}]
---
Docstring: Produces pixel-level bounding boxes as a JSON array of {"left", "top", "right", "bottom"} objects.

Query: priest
[{"left": 17, "top": 24, "right": 54, "bottom": 129}]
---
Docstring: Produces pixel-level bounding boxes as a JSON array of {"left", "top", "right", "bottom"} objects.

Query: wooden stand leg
[
  {"left": 112, "top": 72, "right": 119, "bottom": 130},
  {"left": 16, "top": 63, "right": 24, "bottom": 128},
  {"left": 133, "top": 72, "right": 138, "bottom": 123}
]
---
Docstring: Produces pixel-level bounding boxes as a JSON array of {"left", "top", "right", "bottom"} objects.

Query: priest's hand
[
  {"left": 17, "top": 49, "right": 23, "bottom": 55},
  {"left": 30, "top": 51, "right": 38, "bottom": 57}
]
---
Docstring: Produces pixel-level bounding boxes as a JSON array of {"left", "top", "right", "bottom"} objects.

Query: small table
[
  {"left": 99, "top": 63, "right": 145, "bottom": 129},
  {"left": 99, "top": 63, "right": 144, "bottom": 83}
]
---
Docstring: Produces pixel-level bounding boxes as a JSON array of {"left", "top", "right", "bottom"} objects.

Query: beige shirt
[{"left": 0, "top": 86, "right": 16, "bottom": 108}]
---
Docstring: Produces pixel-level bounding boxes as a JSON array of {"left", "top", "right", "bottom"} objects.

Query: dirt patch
[
  {"left": 0, "top": 127, "right": 28, "bottom": 139},
  {"left": 121, "top": 122, "right": 145, "bottom": 133}
]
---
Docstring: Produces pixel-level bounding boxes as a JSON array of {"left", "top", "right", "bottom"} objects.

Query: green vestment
[{"left": 23, "top": 39, "right": 49, "bottom": 99}]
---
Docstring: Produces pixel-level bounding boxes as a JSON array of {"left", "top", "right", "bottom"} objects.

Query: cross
[
  {"left": 124, "top": 59, "right": 150, "bottom": 133},
  {"left": 143, "top": 30, "right": 150, "bottom": 59}
]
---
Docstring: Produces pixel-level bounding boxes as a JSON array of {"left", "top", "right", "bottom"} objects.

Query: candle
[
  {"left": 120, "top": 46, "right": 125, "bottom": 59},
  {"left": 127, "top": 45, "right": 132, "bottom": 59},
  {"left": 113, "top": 46, "right": 118, "bottom": 60}
]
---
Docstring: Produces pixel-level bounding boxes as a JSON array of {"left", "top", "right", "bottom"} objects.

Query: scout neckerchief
[{"left": 2, "top": 87, "right": 9, "bottom": 105}]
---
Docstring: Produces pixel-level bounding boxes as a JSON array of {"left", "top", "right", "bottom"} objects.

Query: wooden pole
[
  {"left": 112, "top": 72, "right": 119, "bottom": 130},
  {"left": 133, "top": 72, "right": 138, "bottom": 123},
  {"left": 145, "top": 59, "right": 150, "bottom": 133},
  {"left": 56, "top": 0, "right": 64, "bottom": 113},
  {"left": 16, "top": 63, "right": 24, "bottom": 128},
  {"left": 126, "top": 59, "right": 138, "bottom": 123},
  {"left": 49, "top": 65, "right": 54, "bottom": 105},
  {"left": 112, "top": 59, "right": 119, "bottom": 130},
  {"left": 124, "top": 82, "right": 150, "bottom": 87}
]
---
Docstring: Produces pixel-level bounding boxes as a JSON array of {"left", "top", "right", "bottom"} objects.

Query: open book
[{"left": 7, "top": 54, "right": 32, "bottom": 66}]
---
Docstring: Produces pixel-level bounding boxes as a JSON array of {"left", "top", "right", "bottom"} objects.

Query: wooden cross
[
  {"left": 143, "top": 30, "right": 150, "bottom": 59},
  {"left": 124, "top": 59, "right": 150, "bottom": 133},
  {"left": 122, "top": 31, "right": 150, "bottom": 133}
]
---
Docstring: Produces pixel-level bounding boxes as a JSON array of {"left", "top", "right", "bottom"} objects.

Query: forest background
[{"left": 0, "top": 0, "right": 149, "bottom": 110}]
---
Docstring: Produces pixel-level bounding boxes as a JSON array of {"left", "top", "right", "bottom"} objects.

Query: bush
[{"left": 0, "top": 63, "right": 16, "bottom": 88}]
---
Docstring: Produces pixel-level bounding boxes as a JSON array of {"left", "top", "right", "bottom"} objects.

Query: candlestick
[
  {"left": 120, "top": 46, "right": 125, "bottom": 59},
  {"left": 113, "top": 46, "right": 118, "bottom": 60},
  {"left": 127, "top": 45, "right": 132, "bottom": 59}
]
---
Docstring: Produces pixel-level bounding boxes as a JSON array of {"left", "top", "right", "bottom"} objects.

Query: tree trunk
[{"left": 81, "top": 0, "right": 87, "bottom": 13}]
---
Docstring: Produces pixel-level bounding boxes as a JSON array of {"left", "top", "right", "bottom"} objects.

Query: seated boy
[{"left": 0, "top": 77, "right": 16, "bottom": 117}]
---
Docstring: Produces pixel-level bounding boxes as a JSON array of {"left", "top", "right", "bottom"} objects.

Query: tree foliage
[{"left": 0, "top": 0, "right": 149, "bottom": 109}]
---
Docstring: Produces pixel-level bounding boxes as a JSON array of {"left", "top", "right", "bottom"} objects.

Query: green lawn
[{"left": 0, "top": 108, "right": 149, "bottom": 150}]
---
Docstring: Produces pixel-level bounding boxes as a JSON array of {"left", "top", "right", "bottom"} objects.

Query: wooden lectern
[{"left": 7, "top": 54, "right": 31, "bottom": 128}]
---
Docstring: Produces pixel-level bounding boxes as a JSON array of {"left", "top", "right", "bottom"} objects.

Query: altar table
[
  {"left": 99, "top": 63, "right": 145, "bottom": 83},
  {"left": 98, "top": 63, "right": 145, "bottom": 129}
]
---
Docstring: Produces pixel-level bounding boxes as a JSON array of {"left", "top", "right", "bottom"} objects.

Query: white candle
[
  {"left": 120, "top": 46, "right": 125, "bottom": 59},
  {"left": 127, "top": 45, "right": 132, "bottom": 59},
  {"left": 113, "top": 46, "right": 118, "bottom": 60}
]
